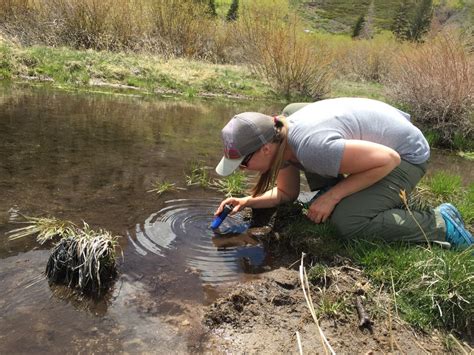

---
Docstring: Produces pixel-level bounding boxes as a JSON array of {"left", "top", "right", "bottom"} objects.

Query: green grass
[
  {"left": 457, "top": 183, "right": 474, "bottom": 224},
  {"left": 425, "top": 171, "right": 462, "bottom": 199},
  {"left": 211, "top": 171, "right": 248, "bottom": 197},
  {"left": 317, "top": 291, "right": 350, "bottom": 319},
  {"left": 147, "top": 180, "right": 179, "bottom": 196},
  {"left": 0, "top": 41, "right": 275, "bottom": 100},
  {"left": 347, "top": 241, "right": 473, "bottom": 333},
  {"left": 330, "top": 79, "right": 389, "bottom": 101},
  {"left": 185, "top": 160, "right": 212, "bottom": 188},
  {"left": 424, "top": 130, "right": 442, "bottom": 147}
]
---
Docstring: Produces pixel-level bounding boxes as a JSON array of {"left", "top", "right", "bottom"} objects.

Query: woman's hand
[
  {"left": 214, "top": 196, "right": 251, "bottom": 216},
  {"left": 306, "top": 192, "right": 340, "bottom": 224}
]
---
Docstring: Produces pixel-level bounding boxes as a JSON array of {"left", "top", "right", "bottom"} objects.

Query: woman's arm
[
  {"left": 215, "top": 164, "right": 301, "bottom": 215},
  {"left": 306, "top": 140, "right": 401, "bottom": 223}
]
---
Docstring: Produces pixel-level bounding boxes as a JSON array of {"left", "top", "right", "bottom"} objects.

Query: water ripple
[{"left": 128, "top": 199, "right": 268, "bottom": 284}]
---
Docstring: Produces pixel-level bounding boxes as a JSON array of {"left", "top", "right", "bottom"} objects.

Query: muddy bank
[{"left": 204, "top": 267, "right": 449, "bottom": 353}]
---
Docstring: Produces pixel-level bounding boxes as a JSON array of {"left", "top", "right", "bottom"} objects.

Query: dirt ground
[
  {"left": 201, "top": 206, "right": 474, "bottom": 354},
  {"left": 203, "top": 265, "right": 453, "bottom": 354}
]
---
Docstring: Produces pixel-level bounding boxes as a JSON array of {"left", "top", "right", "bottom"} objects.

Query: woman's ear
[{"left": 261, "top": 143, "right": 276, "bottom": 157}]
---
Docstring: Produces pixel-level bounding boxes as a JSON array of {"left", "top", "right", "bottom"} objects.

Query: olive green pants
[
  {"left": 320, "top": 161, "right": 445, "bottom": 242},
  {"left": 282, "top": 102, "right": 447, "bottom": 243}
]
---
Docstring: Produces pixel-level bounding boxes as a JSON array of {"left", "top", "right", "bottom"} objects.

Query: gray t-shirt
[{"left": 287, "top": 98, "right": 430, "bottom": 177}]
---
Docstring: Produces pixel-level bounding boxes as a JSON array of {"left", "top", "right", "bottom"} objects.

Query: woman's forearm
[{"left": 246, "top": 186, "right": 296, "bottom": 209}]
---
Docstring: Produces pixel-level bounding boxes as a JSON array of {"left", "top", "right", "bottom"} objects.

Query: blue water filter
[{"left": 210, "top": 204, "right": 233, "bottom": 229}]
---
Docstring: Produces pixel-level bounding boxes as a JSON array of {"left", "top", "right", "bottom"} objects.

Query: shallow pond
[{"left": 0, "top": 85, "right": 472, "bottom": 352}]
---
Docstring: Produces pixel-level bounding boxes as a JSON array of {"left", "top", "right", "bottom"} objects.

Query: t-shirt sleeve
[{"left": 297, "top": 133, "right": 346, "bottom": 178}]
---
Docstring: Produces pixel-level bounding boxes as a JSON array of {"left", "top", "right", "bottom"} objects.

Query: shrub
[
  {"left": 387, "top": 30, "right": 473, "bottom": 147},
  {"left": 334, "top": 34, "right": 400, "bottom": 83},
  {"left": 148, "top": 0, "right": 217, "bottom": 59},
  {"left": 236, "top": 0, "right": 334, "bottom": 100},
  {"left": 43, "top": 0, "right": 113, "bottom": 49}
]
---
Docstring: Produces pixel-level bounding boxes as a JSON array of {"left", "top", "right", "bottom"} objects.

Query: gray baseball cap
[{"left": 216, "top": 112, "right": 275, "bottom": 176}]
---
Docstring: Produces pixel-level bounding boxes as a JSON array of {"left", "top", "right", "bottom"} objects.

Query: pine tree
[
  {"left": 352, "top": 15, "right": 365, "bottom": 39},
  {"left": 409, "top": 0, "right": 433, "bottom": 42},
  {"left": 226, "top": 0, "right": 239, "bottom": 22},
  {"left": 360, "top": 0, "right": 375, "bottom": 39},
  {"left": 391, "top": 0, "right": 410, "bottom": 41},
  {"left": 208, "top": 0, "right": 217, "bottom": 18}
]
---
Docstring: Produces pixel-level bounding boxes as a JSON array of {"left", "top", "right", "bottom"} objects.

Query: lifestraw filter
[{"left": 210, "top": 204, "right": 233, "bottom": 229}]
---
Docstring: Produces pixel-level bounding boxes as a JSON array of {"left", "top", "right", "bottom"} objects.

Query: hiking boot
[{"left": 436, "top": 203, "right": 473, "bottom": 248}]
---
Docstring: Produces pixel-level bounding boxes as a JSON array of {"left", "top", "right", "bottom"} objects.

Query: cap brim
[{"left": 215, "top": 156, "right": 244, "bottom": 176}]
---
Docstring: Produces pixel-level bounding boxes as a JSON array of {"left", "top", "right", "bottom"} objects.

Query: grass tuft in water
[
  {"left": 457, "top": 151, "right": 474, "bottom": 161},
  {"left": 185, "top": 160, "right": 212, "bottom": 188},
  {"left": 8, "top": 215, "right": 120, "bottom": 297},
  {"left": 7, "top": 215, "right": 77, "bottom": 244},
  {"left": 211, "top": 171, "right": 248, "bottom": 197},
  {"left": 147, "top": 180, "right": 179, "bottom": 196},
  {"left": 45, "top": 222, "right": 119, "bottom": 296}
]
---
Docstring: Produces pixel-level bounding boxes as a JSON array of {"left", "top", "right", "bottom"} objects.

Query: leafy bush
[{"left": 387, "top": 30, "right": 473, "bottom": 147}]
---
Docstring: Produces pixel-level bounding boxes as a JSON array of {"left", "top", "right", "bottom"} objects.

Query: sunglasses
[{"left": 240, "top": 151, "right": 255, "bottom": 168}]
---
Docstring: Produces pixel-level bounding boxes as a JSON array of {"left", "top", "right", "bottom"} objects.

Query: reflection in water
[{"left": 129, "top": 199, "right": 269, "bottom": 285}]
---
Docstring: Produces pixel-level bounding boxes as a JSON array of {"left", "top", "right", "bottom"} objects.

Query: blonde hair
[{"left": 250, "top": 115, "right": 288, "bottom": 197}]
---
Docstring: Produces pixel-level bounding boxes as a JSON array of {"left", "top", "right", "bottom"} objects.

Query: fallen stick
[
  {"left": 355, "top": 295, "right": 372, "bottom": 328},
  {"left": 296, "top": 331, "right": 303, "bottom": 355},
  {"left": 299, "top": 253, "right": 336, "bottom": 355}
]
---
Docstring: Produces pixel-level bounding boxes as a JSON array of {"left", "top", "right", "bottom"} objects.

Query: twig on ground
[
  {"left": 296, "top": 331, "right": 303, "bottom": 355},
  {"left": 355, "top": 295, "right": 372, "bottom": 328},
  {"left": 410, "top": 333, "right": 430, "bottom": 355},
  {"left": 288, "top": 258, "right": 301, "bottom": 270},
  {"left": 390, "top": 270, "right": 399, "bottom": 318},
  {"left": 299, "top": 253, "right": 336, "bottom": 355},
  {"left": 449, "top": 334, "right": 469, "bottom": 355}
]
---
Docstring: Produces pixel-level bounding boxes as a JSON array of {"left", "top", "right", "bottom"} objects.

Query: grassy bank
[
  {"left": 267, "top": 169, "right": 473, "bottom": 338},
  {"left": 0, "top": 40, "right": 394, "bottom": 103},
  {"left": 0, "top": 41, "right": 273, "bottom": 100}
]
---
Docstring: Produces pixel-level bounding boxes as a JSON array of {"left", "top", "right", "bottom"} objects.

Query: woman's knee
[{"left": 330, "top": 208, "right": 369, "bottom": 240}]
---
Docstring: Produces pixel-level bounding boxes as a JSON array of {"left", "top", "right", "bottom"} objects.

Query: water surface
[{"left": 0, "top": 85, "right": 281, "bottom": 352}]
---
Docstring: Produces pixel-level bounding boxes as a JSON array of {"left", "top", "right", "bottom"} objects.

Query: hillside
[
  {"left": 217, "top": 0, "right": 472, "bottom": 34},
  {"left": 292, "top": 0, "right": 472, "bottom": 34}
]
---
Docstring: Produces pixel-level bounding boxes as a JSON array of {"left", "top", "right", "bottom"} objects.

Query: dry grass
[
  {"left": 387, "top": 30, "right": 473, "bottom": 146},
  {"left": 8, "top": 215, "right": 76, "bottom": 244},
  {"left": 236, "top": 1, "right": 334, "bottom": 99},
  {"left": 333, "top": 35, "right": 401, "bottom": 83},
  {"left": 0, "top": 0, "right": 220, "bottom": 57}
]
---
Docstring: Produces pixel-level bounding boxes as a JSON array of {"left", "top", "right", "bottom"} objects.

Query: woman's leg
[{"left": 330, "top": 160, "right": 446, "bottom": 243}]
